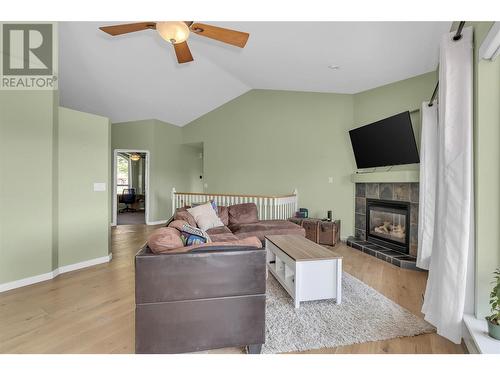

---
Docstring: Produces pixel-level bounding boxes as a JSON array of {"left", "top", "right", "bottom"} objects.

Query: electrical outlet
[{"left": 328, "top": 177, "right": 334, "bottom": 184}]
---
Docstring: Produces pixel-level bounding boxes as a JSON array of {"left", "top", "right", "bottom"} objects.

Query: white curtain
[
  {"left": 417, "top": 102, "right": 438, "bottom": 270},
  {"left": 421, "top": 27, "right": 474, "bottom": 344}
]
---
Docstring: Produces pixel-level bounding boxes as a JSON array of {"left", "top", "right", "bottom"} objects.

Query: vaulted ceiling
[{"left": 59, "top": 21, "right": 451, "bottom": 126}]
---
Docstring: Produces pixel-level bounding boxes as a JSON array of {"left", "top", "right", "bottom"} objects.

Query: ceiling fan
[{"left": 99, "top": 21, "right": 249, "bottom": 64}]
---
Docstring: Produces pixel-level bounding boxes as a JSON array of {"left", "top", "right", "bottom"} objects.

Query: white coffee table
[{"left": 265, "top": 235, "right": 342, "bottom": 308}]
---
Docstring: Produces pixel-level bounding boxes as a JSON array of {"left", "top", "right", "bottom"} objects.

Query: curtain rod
[{"left": 428, "top": 21, "right": 466, "bottom": 107}]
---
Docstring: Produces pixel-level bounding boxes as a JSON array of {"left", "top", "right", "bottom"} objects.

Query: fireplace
[{"left": 366, "top": 199, "right": 410, "bottom": 254}]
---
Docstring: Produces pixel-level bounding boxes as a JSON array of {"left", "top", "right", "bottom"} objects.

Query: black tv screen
[{"left": 349, "top": 111, "right": 420, "bottom": 168}]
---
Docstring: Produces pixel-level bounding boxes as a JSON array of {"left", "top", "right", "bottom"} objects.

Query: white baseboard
[
  {"left": 147, "top": 220, "right": 168, "bottom": 225},
  {"left": 56, "top": 254, "right": 112, "bottom": 275},
  {"left": 0, "top": 272, "right": 55, "bottom": 293},
  {"left": 0, "top": 254, "right": 112, "bottom": 293}
]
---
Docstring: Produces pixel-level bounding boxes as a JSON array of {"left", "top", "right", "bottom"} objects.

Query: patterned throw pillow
[{"left": 180, "top": 223, "right": 212, "bottom": 246}]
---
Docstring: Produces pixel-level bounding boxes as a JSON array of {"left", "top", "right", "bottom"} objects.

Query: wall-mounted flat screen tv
[{"left": 349, "top": 111, "right": 420, "bottom": 169}]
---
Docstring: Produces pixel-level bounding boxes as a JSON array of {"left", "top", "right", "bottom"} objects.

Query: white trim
[
  {"left": 0, "top": 272, "right": 55, "bottom": 293},
  {"left": 463, "top": 318, "right": 480, "bottom": 354},
  {"left": 0, "top": 254, "right": 112, "bottom": 293},
  {"left": 56, "top": 254, "right": 112, "bottom": 275},
  {"left": 112, "top": 149, "right": 150, "bottom": 226},
  {"left": 463, "top": 314, "right": 500, "bottom": 354},
  {"left": 146, "top": 219, "right": 168, "bottom": 226},
  {"left": 479, "top": 22, "right": 500, "bottom": 61}
]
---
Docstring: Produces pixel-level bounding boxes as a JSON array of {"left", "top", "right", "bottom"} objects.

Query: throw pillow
[
  {"left": 174, "top": 209, "right": 197, "bottom": 227},
  {"left": 147, "top": 227, "right": 184, "bottom": 254},
  {"left": 168, "top": 219, "right": 188, "bottom": 231},
  {"left": 187, "top": 202, "right": 224, "bottom": 231},
  {"left": 192, "top": 200, "right": 218, "bottom": 211},
  {"left": 228, "top": 203, "right": 259, "bottom": 225},
  {"left": 180, "top": 223, "right": 212, "bottom": 246}
]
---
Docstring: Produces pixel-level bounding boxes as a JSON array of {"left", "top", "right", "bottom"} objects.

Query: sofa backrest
[{"left": 228, "top": 203, "right": 259, "bottom": 226}]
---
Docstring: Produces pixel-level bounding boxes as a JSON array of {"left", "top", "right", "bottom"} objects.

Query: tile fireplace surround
[{"left": 348, "top": 182, "right": 421, "bottom": 270}]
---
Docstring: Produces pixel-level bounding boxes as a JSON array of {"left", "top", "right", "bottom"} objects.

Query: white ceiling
[{"left": 59, "top": 21, "right": 451, "bottom": 126}]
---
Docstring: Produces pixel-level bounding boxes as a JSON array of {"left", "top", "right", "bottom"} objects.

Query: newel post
[
  {"left": 171, "top": 187, "right": 176, "bottom": 215},
  {"left": 293, "top": 188, "right": 299, "bottom": 212}
]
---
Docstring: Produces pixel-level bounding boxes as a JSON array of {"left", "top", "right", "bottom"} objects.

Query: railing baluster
[{"left": 170, "top": 189, "right": 298, "bottom": 222}]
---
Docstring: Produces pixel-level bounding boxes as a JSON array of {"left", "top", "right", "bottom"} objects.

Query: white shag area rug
[{"left": 262, "top": 272, "right": 434, "bottom": 354}]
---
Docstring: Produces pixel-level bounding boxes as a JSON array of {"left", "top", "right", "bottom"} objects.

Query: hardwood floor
[{"left": 0, "top": 225, "right": 465, "bottom": 354}]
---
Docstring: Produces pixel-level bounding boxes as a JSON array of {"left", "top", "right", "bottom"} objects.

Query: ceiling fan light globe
[{"left": 156, "top": 21, "right": 190, "bottom": 44}]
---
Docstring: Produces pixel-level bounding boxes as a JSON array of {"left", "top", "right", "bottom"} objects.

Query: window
[{"left": 117, "top": 155, "right": 129, "bottom": 194}]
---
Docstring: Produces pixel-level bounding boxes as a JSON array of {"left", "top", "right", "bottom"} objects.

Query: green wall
[
  {"left": 0, "top": 91, "right": 57, "bottom": 283},
  {"left": 0, "top": 95, "right": 110, "bottom": 285},
  {"left": 182, "top": 90, "right": 356, "bottom": 238},
  {"left": 58, "top": 107, "right": 111, "bottom": 266},
  {"left": 112, "top": 119, "right": 202, "bottom": 222},
  {"left": 471, "top": 22, "right": 500, "bottom": 318},
  {"left": 181, "top": 80, "right": 435, "bottom": 239}
]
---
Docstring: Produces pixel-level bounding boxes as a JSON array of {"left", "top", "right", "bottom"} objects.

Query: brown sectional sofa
[
  {"left": 227, "top": 220, "right": 307, "bottom": 241},
  {"left": 135, "top": 244, "right": 266, "bottom": 354},
  {"left": 194, "top": 202, "right": 306, "bottom": 244},
  {"left": 135, "top": 202, "right": 305, "bottom": 354},
  {"left": 205, "top": 220, "right": 306, "bottom": 242}
]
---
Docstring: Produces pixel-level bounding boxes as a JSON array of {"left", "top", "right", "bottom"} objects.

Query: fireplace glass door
[
  {"left": 369, "top": 207, "right": 407, "bottom": 244},
  {"left": 366, "top": 199, "right": 410, "bottom": 253}
]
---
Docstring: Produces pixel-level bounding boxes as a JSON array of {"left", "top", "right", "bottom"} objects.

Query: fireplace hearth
[{"left": 366, "top": 199, "right": 410, "bottom": 254}]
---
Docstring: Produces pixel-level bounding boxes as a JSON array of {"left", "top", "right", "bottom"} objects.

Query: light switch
[
  {"left": 93, "top": 182, "right": 106, "bottom": 192},
  {"left": 328, "top": 177, "right": 334, "bottom": 184}
]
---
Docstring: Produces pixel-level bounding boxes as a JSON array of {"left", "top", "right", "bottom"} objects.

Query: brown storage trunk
[
  {"left": 302, "top": 219, "right": 319, "bottom": 243},
  {"left": 318, "top": 219, "right": 341, "bottom": 246}
]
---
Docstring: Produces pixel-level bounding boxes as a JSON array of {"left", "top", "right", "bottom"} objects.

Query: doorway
[{"left": 112, "top": 149, "right": 150, "bottom": 226}]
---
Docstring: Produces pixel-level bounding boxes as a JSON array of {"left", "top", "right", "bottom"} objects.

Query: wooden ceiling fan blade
[
  {"left": 173, "top": 41, "right": 194, "bottom": 64},
  {"left": 191, "top": 23, "right": 249, "bottom": 48},
  {"left": 99, "top": 22, "right": 156, "bottom": 36}
]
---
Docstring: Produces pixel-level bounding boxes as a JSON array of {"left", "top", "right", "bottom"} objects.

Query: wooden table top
[{"left": 265, "top": 235, "right": 342, "bottom": 262}]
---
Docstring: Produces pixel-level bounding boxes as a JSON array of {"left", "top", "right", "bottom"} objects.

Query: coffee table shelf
[{"left": 265, "top": 235, "right": 342, "bottom": 308}]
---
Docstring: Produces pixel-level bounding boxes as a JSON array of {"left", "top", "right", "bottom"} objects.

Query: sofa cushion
[
  {"left": 208, "top": 232, "right": 240, "bottom": 242},
  {"left": 217, "top": 205, "right": 229, "bottom": 226},
  {"left": 206, "top": 226, "right": 238, "bottom": 242},
  {"left": 206, "top": 226, "right": 232, "bottom": 235},
  {"left": 230, "top": 220, "right": 306, "bottom": 241},
  {"left": 168, "top": 220, "right": 189, "bottom": 231},
  {"left": 148, "top": 227, "right": 184, "bottom": 254},
  {"left": 174, "top": 209, "right": 197, "bottom": 228},
  {"left": 228, "top": 203, "right": 259, "bottom": 226},
  {"left": 187, "top": 202, "right": 224, "bottom": 231}
]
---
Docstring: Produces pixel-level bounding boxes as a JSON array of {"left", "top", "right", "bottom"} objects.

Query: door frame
[{"left": 112, "top": 149, "right": 150, "bottom": 226}]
